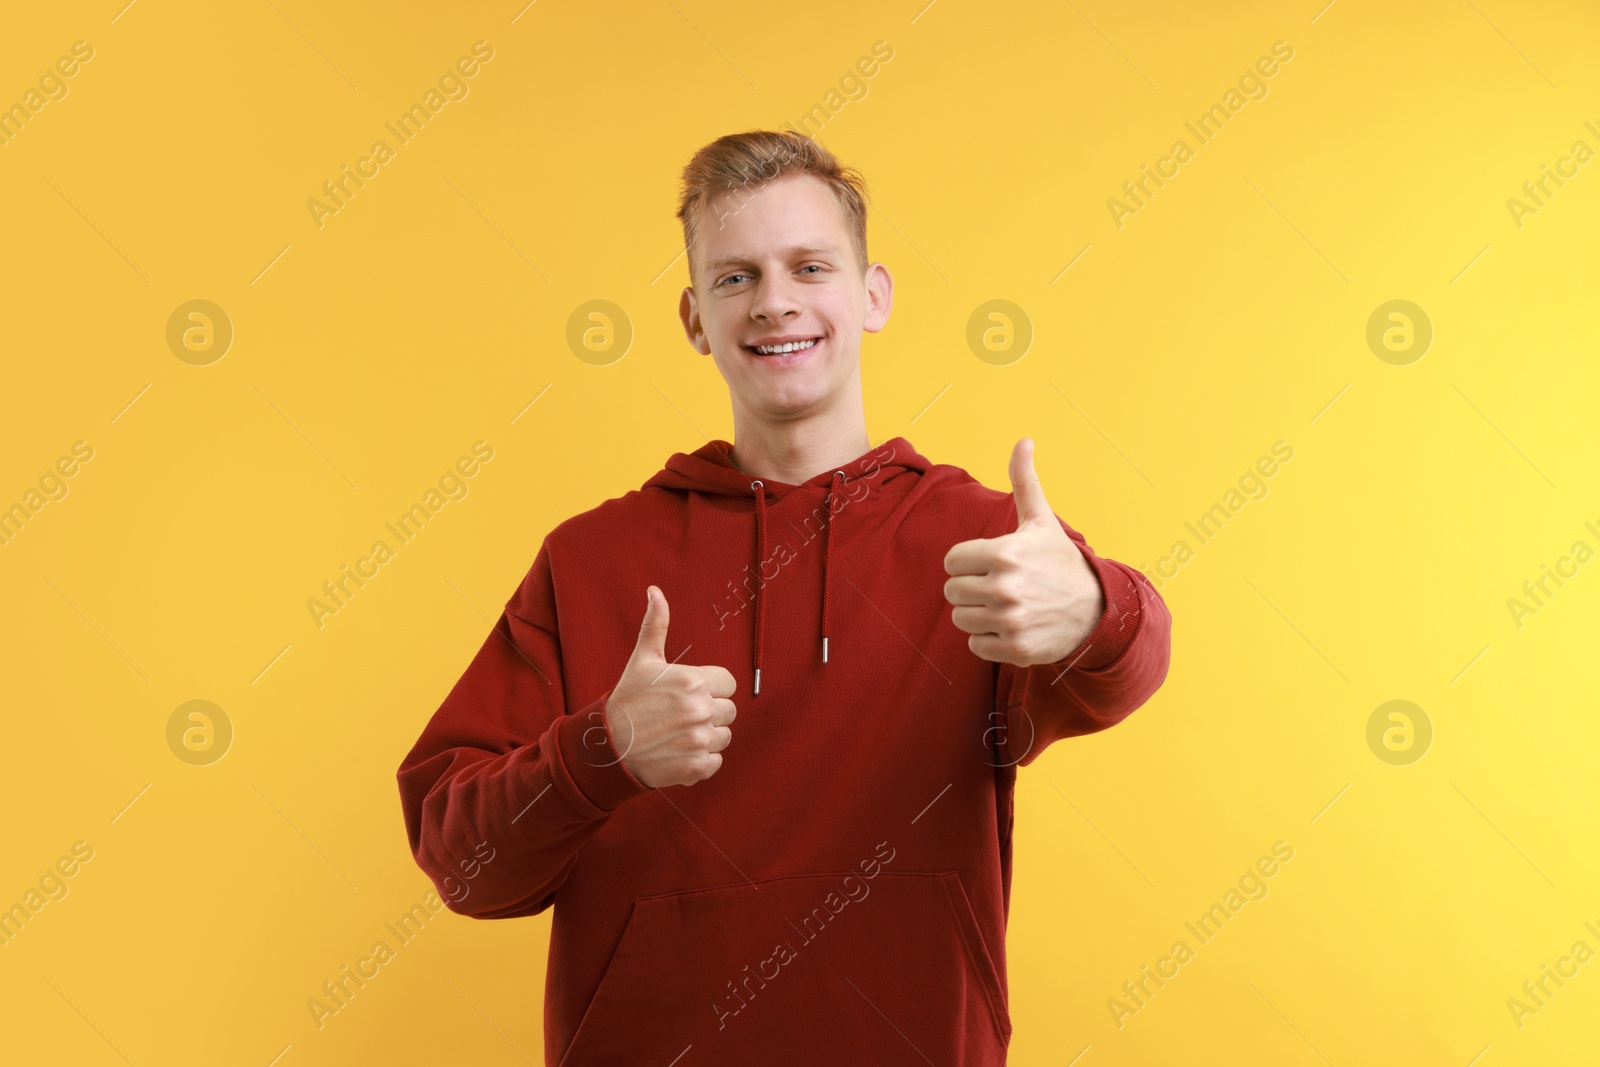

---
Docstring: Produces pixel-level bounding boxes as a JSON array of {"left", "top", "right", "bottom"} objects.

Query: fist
[
  {"left": 602, "top": 585, "right": 737, "bottom": 788},
  {"left": 942, "top": 438, "right": 1106, "bottom": 666}
]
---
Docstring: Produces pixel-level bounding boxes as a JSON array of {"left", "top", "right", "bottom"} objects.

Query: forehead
[{"left": 697, "top": 173, "right": 849, "bottom": 269}]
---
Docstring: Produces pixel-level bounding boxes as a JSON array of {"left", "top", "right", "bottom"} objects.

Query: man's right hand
[{"left": 602, "top": 585, "right": 737, "bottom": 789}]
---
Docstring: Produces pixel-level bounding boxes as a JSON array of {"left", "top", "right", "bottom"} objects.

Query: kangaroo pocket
[{"left": 557, "top": 870, "right": 1010, "bottom": 1066}]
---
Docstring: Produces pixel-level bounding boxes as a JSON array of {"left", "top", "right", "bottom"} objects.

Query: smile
[{"left": 744, "top": 337, "right": 822, "bottom": 364}]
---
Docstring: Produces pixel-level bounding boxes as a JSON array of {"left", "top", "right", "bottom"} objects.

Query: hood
[{"left": 642, "top": 436, "right": 929, "bottom": 696}]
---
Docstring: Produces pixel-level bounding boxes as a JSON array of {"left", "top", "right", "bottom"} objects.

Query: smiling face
[{"left": 680, "top": 173, "right": 891, "bottom": 427}]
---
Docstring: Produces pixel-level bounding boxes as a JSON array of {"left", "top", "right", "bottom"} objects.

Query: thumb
[
  {"left": 634, "top": 585, "right": 669, "bottom": 661},
  {"left": 1009, "top": 437, "right": 1053, "bottom": 528}
]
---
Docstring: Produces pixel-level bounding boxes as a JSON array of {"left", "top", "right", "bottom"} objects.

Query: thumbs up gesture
[
  {"left": 942, "top": 439, "right": 1106, "bottom": 666},
  {"left": 600, "top": 586, "right": 738, "bottom": 788}
]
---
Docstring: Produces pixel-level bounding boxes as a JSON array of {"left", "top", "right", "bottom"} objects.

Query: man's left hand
[{"left": 942, "top": 438, "right": 1106, "bottom": 666}]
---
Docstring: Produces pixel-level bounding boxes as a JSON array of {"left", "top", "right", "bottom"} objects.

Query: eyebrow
[{"left": 704, "top": 243, "right": 842, "bottom": 273}]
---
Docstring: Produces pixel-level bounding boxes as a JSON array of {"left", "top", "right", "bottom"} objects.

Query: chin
[
  {"left": 752, "top": 391, "right": 824, "bottom": 417},
  {"left": 733, "top": 373, "right": 818, "bottom": 411}
]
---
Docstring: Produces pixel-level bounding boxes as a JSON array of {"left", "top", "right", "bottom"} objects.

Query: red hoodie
[{"left": 396, "top": 436, "right": 1171, "bottom": 1065}]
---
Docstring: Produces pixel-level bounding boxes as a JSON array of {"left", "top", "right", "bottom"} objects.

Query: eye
[
  {"left": 718, "top": 272, "right": 751, "bottom": 287},
  {"left": 798, "top": 265, "right": 824, "bottom": 275}
]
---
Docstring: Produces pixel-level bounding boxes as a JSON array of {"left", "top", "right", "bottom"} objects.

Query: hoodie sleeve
[
  {"left": 396, "top": 537, "right": 654, "bottom": 919},
  {"left": 995, "top": 512, "right": 1172, "bottom": 767}
]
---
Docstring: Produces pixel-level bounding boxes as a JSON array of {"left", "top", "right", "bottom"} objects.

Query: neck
[{"left": 726, "top": 393, "right": 871, "bottom": 486}]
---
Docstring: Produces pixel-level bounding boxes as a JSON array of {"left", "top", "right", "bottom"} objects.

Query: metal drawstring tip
[
  {"left": 822, "top": 637, "right": 829, "bottom": 664},
  {"left": 754, "top": 667, "right": 761, "bottom": 696}
]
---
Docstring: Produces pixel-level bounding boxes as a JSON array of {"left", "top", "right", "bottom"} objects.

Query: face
[{"left": 680, "top": 173, "right": 892, "bottom": 423}]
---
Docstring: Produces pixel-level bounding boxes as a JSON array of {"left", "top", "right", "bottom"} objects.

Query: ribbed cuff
[
  {"left": 1055, "top": 553, "right": 1142, "bottom": 671},
  {"left": 551, "top": 690, "right": 655, "bottom": 815}
]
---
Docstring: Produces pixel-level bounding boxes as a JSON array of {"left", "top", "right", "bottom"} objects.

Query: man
[{"left": 397, "top": 129, "right": 1171, "bottom": 1065}]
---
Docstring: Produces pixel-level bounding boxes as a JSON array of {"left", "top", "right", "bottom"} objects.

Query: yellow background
[{"left": 2, "top": 0, "right": 1597, "bottom": 1063}]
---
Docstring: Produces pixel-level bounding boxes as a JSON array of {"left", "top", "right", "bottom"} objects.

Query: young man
[{"left": 397, "top": 130, "right": 1171, "bottom": 1065}]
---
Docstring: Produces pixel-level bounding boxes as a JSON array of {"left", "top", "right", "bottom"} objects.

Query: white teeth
[{"left": 753, "top": 338, "right": 818, "bottom": 355}]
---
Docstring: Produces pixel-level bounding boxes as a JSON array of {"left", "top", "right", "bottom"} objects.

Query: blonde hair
[{"left": 676, "top": 129, "right": 869, "bottom": 280}]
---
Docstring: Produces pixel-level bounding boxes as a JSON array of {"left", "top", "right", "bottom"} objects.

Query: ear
[
  {"left": 679, "top": 285, "right": 711, "bottom": 355},
  {"left": 862, "top": 261, "right": 894, "bottom": 334}
]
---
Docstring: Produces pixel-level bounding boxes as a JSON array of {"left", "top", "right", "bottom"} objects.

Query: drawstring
[
  {"left": 749, "top": 469, "right": 847, "bottom": 696},
  {"left": 823, "top": 470, "right": 844, "bottom": 664},
  {"left": 752, "top": 480, "right": 767, "bottom": 696}
]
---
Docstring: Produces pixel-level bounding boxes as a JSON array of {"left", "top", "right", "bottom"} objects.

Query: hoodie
[{"left": 396, "top": 436, "right": 1172, "bottom": 1065}]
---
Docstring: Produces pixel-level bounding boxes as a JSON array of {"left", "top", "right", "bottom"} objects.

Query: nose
[{"left": 749, "top": 271, "right": 802, "bottom": 323}]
